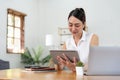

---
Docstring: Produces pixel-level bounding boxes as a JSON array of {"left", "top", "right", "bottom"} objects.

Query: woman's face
[{"left": 68, "top": 16, "right": 84, "bottom": 36}]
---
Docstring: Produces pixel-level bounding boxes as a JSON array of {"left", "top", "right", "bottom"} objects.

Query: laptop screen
[{"left": 86, "top": 46, "right": 120, "bottom": 76}]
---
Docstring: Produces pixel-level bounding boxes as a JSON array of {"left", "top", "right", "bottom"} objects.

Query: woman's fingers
[
  {"left": 57, "top": 56, "right": 66, "bottom": 65},
  {"left": 72, "top": 57, "right": 77, "bottom": 68},
  {"left": 73, "top": 57, "right": 77, "bottom": 64},
  {"left": 62, "top": 53, "right": 70, "bottom": 62}
]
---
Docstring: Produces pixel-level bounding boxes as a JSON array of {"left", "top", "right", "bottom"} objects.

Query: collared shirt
[{"left": 65, "top": 30, "right": 93, "bottom": 64}]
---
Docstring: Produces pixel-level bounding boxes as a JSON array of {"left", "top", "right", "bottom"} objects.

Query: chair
[{"left": 0, "top": 59, "right": 10, "bottom": 70}]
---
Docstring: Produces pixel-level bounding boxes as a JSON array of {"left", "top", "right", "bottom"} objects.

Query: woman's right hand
[
  {"left": 56, "top": 54, "right": 77, "bottom": 72},
  {"left": 55, "top": 56, "right": 65, "bottom": 71}
]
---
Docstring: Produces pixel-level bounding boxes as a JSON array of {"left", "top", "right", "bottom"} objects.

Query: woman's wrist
[{"left": 68, "top": 65, "right": 76, "bottom": 72}]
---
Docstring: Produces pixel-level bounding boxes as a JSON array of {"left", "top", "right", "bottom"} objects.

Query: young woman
[{"left": 56, "top": 8, "right": 99, "bottom": 72}]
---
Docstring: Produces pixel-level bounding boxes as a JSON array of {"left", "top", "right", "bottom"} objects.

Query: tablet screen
[{"left": 50, "top": 50, "right": 80, "bottom": 64}]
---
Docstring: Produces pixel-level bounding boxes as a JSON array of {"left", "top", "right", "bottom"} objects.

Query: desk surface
[{"left": 0, "top": 69, "right": 120, "bottom": 80}]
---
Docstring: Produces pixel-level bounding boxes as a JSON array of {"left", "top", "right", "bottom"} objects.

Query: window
[{"left": 7, "top": 8, "right": 26, "bottom": 53}]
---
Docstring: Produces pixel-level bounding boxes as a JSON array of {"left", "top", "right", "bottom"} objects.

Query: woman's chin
[{"left": 72, "top": 33, "right": 77, "bottom": 36}]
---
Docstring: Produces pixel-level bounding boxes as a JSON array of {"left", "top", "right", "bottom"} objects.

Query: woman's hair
[{"left": 68, "top": 8, "right": 87, "bottom": 31}]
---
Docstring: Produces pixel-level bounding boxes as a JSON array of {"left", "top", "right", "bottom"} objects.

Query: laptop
[
  {"left": 50, "top": 50, "right": 80, "bottom": 64},
  {"left": 86, "top": 46, "right": 120, "bottom": 76}
]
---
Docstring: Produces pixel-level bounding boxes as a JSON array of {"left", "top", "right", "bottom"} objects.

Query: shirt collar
[{"left": 80, "top": 30, "right": 86, "bottom": 41}]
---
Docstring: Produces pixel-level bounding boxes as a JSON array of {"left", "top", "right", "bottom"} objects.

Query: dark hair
[{"left": 68, "top": 8, "right": 87, "bottom": 31}]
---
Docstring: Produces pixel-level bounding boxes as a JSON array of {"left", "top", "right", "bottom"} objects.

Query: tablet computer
[{"left": 50, "top": 50, "right": 80, "bottom": 64}]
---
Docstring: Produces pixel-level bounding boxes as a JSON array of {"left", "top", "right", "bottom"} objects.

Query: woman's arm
[
  {"left": 62, "top": 42, "right": 66, "bottom": 49},
  {"left": 90, "top": 34, "right": 99, "bottom": 46}
]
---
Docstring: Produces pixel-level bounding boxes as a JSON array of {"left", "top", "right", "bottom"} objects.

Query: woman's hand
[{"left": 57, "top": 54, "right": 77, "bottom": 72}]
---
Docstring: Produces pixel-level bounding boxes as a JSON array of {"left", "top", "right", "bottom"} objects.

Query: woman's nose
[{"left": 71, "top": 26, "right": 76, "bottom": 31}]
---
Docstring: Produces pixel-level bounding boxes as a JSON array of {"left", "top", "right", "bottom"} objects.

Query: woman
[{"left": 56, "top": 8, "right": 99, "bottom": 72}]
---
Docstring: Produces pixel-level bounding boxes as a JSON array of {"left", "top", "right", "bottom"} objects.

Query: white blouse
[{"left": 65, "top": 30, "right": 93, "bottom": 64}]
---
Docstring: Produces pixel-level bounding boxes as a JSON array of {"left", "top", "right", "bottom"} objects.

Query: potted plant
[
  {"left": 21, "top": 46, "right": 51, "bottom": 68},
  {"left": 76, "top": 61, "right": 84, "bottom": 76}
]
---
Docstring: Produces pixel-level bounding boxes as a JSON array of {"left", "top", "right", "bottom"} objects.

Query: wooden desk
[{"left": 0, "top": 69, "right": 120, "bottom": 80}]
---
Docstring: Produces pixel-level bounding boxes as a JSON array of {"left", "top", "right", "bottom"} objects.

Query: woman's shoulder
[
  {"left": 90, "top": 33, "right": 99, "bottom": 46},
  {"left": 92, "top": 34, "right": 99, "bottom": 38},
  {"left": 83, "top": 31, "right": 93, "bottom": 39},
  {"left": 84, "top": 31, "right": 98, "bottom": 38},
  {"left": 83, "top": 30, "right": 92, "bottom": 36},
  {"left": 83, "top": 31, "right": 99, "bottom": 46}
]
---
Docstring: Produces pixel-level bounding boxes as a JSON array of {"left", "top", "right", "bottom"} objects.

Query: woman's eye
[
  {"left": 75, "top": 25, "right": 80, "bottom": 27},
  {"left": 75, "top": 24, "right": 81, "bottom": 27}
]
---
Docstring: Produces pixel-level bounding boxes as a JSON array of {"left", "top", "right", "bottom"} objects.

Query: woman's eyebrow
[
  {"left": 68, "top": 22, "right": 81, "bottom": 24},
  {"left": 75, "top": 23, "right": 81, "bottom": 25}
]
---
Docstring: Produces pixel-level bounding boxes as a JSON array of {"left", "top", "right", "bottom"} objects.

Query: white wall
[
  {"left": 0, "top": 0, "right": 40, "bottom": 68},
  {"left": 39, "top": 0, "right": 120, "bottom": 46}
]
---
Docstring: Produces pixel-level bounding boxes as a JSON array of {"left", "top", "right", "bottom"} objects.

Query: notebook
[
  {"left": 86, "top": 46, "right": 120, "bottom": 76},
  {"left": 50, "top": 50, "right": 80, "bottom": 64}
]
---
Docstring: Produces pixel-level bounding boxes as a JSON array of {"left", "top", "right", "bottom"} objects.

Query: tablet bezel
[{"left": 50, "top": 50, "right": 80, "bottom": 64}]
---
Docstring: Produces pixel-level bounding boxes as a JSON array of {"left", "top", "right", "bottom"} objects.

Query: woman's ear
[
  {"left": 82, "top": 25, "right": 85, "bottom": 31},
  {"left": 83, "top": 22, "right": 87, "bottom": 31}
]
